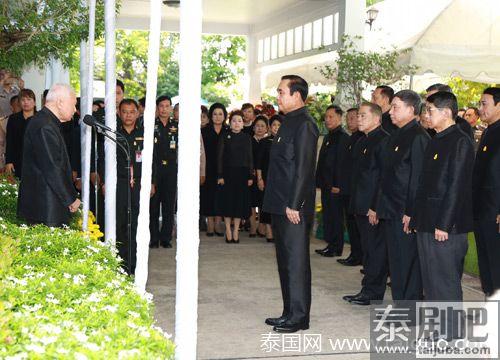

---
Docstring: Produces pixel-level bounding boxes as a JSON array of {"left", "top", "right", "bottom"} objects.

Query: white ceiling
[{"left": 119, "top": 0, "right": 330, "bottom": 26}]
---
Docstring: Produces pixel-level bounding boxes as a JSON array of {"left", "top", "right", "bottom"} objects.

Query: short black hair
[
  {"left": 325, "top": 104, "right": 343, "bottom": 116},
  {"left": 361, "top": 102, "right": 382, "bottom": 119},
  {"left": 156, "top": 95, "right": 172, "bottom": 106},
  {"left": 483, "top": 87, "right": 500, "bottom": 105},
  {"left": 281, "top": 75, "right": 308, "bottom": 102},
  {"left": 138, "top": 97, "right": 146, "bottom": 107},
  {"left": 119, "top": 98, "right": 139, "bottom": 110},
  {"left": 42, "top": 89, "right": 49, "bottom": 99},
  {"left": 254, "top": 114, "right": 269, "bottom": 127},
  {"left": 9, "top": 95, "right": 18, "bottom": 105},
  {"left": 346, "top": 107, "right": 358, "bottom": 113},
  {"left": 208, "top": 102, "right": 228, "bottom": 123},
  {"left": 116, "top": 79, "right": 125, "bottom": 93},
  {"left": 201, "top": 105, "right": 208, "bottom": 115},
  {"left": 269, "top": 114, "right": 282, "bottom": 127},
  {"left": 376, "top": 85, "right": 394, "bottom": 102},
  {"left": 426, "top": 83, "right": 452, "bottom": 93},
  {"left": 426, "top": 91, "right": 458, "bottom": 119},
  {"left": 394, "top": 90, "right": 422, "bottom": 116},
  {"left": 241, "top": 103, "right": 255, "bottom": 112}
]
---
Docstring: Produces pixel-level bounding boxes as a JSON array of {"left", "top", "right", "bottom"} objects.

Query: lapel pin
[
  {"left": 483, "top": 146, "right": 487, "bottom": 152},
  {"left": 433, "top": 153, "right": 438, "bottom": 160},
  {"left": 394, "top": 146, "right": 399, "bottom": 152}
]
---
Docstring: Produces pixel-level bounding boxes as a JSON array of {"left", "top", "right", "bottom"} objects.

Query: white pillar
[
  {"left": 175, "top": 0, "right": 202, "bottom": 357},
  {"left": 134, "top": 0, "right": 162, "bottom": 293},
  {"left": 81, "top": 0, "right": 96, "bottom": 231},
  {"left": 104, "top": 0, "right": 117, "bottom": 246}
]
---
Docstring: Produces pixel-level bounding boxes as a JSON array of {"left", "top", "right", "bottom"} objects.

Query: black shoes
[
  {"left": 349, "top": 293, "right": 377, "bottom": 306},
  {"left": 342, "top": 292, "right": 362, "bottom": 302},
  {"left": 315, "top": 245, "right": 330, "bottom": 254},
  {"left": 214, "top": 231, "right": 224, "bottom": 237},
  {"left": 161, "top": 242, "right": 172, "bottom": 248},
  {"left": 149, "top": 242, "right": 159, "bottom": 248},
  {"left": 273, "top": 321, "right": 309, "bottom": 333},
  {"left": 315, "top": 246, "right": 341, "bottom": 257},
  {"left": 266, "top": 238, "right": 274, "bottom": 243},
  {"left": 265, "top": 316, "right": 287, "bottom": 326},
  {"left": 338, "top": 257, "right": 362, "bottom": 266},
  {"left": 206, "top": 232, "right": 214, "bottom": 237}
]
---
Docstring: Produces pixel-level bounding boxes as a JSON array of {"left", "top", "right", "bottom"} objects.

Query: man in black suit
[
  {"left": 262, "top": 75, "right": 319, "bottom": 333},
  {"left": 17, "top": 84, "right": 80, "bottom": 227},
  {"left": 370, "top": 90, "right": 429, "bottom": 304},
  {"left": 338, "top": 108, "right": 364, "bottom": 266},
  {"left": 315, "top": 105, "right": 350, "bottom": 257},
  {"left": 473, "top": 87, "right": 500, "bottom": 297},
  {"left": 372, "top": 85, "right": 397, "bottom": 134},
  {"left": 414, "top": 91, "right": 474, "bottom": 340},
  {"left": 342, "top": 102, "right": 389, "bottom": 306},
  {"left": 425, "top": 83, "right": 473, "bottom": 139}
]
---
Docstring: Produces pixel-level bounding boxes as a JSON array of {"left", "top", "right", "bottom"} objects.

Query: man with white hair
[{"left": 17, "top": 83, "right": 80, "bottom": 227}]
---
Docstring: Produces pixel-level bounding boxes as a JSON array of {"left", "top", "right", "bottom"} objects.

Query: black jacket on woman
[
  {"left": 5, "top": 111, "right": 34, "bottom": 178},
  {"left": 217, "top": 131, "right": 253, "bottom": 178}
]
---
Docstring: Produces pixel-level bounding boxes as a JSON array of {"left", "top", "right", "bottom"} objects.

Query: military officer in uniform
[
  {"left": 149, "top": 95, "right": 178, "bottom": 248},
  {"left": 473, "top": 87, "right": 500, "bottom": 297},
  {"left": 108, "top": 99, "right": 157, "bottom": 274},
  {"left": 315, "top": 105, "right": 350, "bottom": 257}
]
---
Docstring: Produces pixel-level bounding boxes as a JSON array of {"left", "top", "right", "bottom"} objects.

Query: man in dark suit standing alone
[
  {"left": 17, "top": 83, "right": 80, "bottom": 227},
  {"left": 473, "top": 87, "right": 500, "bottom": 297},
  {"left": 263, "top": 75, "right": 319, "bottom": 333}
]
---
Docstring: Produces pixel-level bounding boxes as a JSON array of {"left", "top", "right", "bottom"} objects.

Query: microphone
[{"left": 83, "top": 114, "right": 113, "bottom": 132}]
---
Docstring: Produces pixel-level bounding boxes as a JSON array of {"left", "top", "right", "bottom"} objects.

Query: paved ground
[{"left": 146, "top": 231, "right": 484, "bottom": 360}]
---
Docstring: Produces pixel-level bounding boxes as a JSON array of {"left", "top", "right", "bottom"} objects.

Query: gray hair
[{"left": 45, "top": 83, "right": 75, "bottom": 103}]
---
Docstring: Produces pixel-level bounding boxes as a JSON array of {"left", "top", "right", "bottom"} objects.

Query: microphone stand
[{"left": 93, "top": 126, "right": 133, "bottom": 275}]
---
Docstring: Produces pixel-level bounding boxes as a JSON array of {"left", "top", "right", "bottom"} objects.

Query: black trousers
[
  {"left": 474, "top": 219, "right": 500, "bottom": 295},
  {"left": 150, "top": 165, "right": 177, "bottom": 245},
  {"left": 116, "top": 178, "right": 140, "bottom": 274},
  {"left": 320, "top": 189, "right": 344, "bottom": 253},
  {"left": 383, "top": 219, "right": 423, "bottom": 301},
  {"left": 342, "top": 195, "right": 361, "bottom": 261},
  {"left": 417, "top": 232, "right": 468, "bottom": 339},
  {"left": 356, "top": 215, "right": 388, "bottom": 299},
  {"left": 271, "top": 214, "right": 311, "bottom": 324}
]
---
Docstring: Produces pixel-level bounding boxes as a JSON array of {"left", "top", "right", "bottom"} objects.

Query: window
[
  {"left": 286, "top": 29, "right": 294, "bottom": 55},
  {"left": 313, "top": 19, "right": 322, "bottom": 48},
  {"left": 278, "top": 32, "right": 286, "bottom": 58},
  {"left": 303, "top": 22, "right": 312, "bottom": 51},
  {"left": 264, "top": 36, "right": 271, "bottom": 61},
  {"left": 334, "top": 12, "right": 340, "bottom": 43},
  {"left": 294, "top": 26, "right": 303, "bottom": 53},
  {"left": 257, "top": 39, "right": 264, "bottom": 63},
  {"left": 271, "top": 35, "right": 278, "bottom": 59},
  {"left": 323, "top": 15, "right": 333, "bottom": 46}
]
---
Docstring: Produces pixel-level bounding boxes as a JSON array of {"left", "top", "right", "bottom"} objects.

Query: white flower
[
  {"left": 21, "top": 304, "right": 42, "bottom": 312},
  {"left": 56, "top": 348, "right": 69, "bottom": 354},
  {"left": 118, "top": 349, "right": 140, "bottom": 359},
  {"left": 62, "top": 248, "right": 70, "bottom": 256},
  {"left": 84, "top": 342, "right": 100, "bottom": 351},
  {"left": 63, "top": 273, "right": 71, "bottom": 279},
  {"left": 46, "top": 241, "right": 52, "bottom": 245},
  {"left": 127, "top": 310, "right": 140, "bottom": 318},
  {"left": 73, "top": 331, "right": 88, "bottom": 343},
  {"left": 34, "top": 247, "right": 42, "bottom": 252},
  {"left": 39, "top": 336, "right": 57, "bottom": 345},
  {"left": 5, "top": 353, "right": 28, "bottom": 360},
  {"left": 103, "top": 305, "right": 117, "bottom": 313},
  {"left": 86, "top": 292, "right": 102, "bottom": 303},
  {"left": 73, "top": 274, "right": 86, "bottom": 285},
  {"left": 49, "top": 277, "right": 56, "bottom": 282},
  {"left": 25, "top": 344, "right": 45, "bottom": 354},
  {"left": 0, "top": 224, "right": 6, "bottom": 230},
  {"left": 40, "top": 324, "right": 62, "bottom": 335},
  {"left": 75, "top": 353, "right": 88, "bottom": 360},
  {"left": 66, "top": 308, "right": 75, "bottom": 313}
]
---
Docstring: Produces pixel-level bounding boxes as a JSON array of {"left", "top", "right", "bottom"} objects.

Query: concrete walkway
[{"left": 146, "top": 232, "right": 483, "bottom": 360}]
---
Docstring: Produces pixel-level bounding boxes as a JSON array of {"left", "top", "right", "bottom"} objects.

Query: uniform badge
[
  {"left": 154, "top": 137, "right": 157, "bottom": 143},
  {"left": 363, "top": 148, "right": 367, "bottom": 154},
  {"left": 483, "top": 146, "right": 487, "bottom": 152},
  {"left": 325, "top": 141, "right": 329, "bottom": 146},
  {"left": 433, "top": 153, "right": 438, "bottom": 160},
  {"left": 227, "top": 135, "right": 231, "bottom": 139},
  {"left": 277, "top": 137, "right": 281, "bottom": 142},
  {"left": 394, "top": 146, "right": 399, "bottom": 152}
]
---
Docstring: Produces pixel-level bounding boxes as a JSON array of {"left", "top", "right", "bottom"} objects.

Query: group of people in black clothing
[
  {"left": 200, "top": 102, "right": 282, "bottom": 243},
  {"left": 315, "top": 83, "right": 500, "bottom": 340}
]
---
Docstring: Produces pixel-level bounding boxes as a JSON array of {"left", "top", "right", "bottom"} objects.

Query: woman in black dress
[
  {"left": 5, "top": 89, "right": 36, "bottom": 178},
  {"left": 249, "top": 115, "right": 269, "bottom": 237},
  {"left": 216, "top": 110, "right": 253, "bottom": 243},
  {"left": 256, "top": 114, "right": 282, "bottom": 242},
  {"left": 201, "top": 103, "right": 227, "bottom": 236}
]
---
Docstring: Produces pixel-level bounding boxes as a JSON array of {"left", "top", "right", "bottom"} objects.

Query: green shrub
[{"left": 0, "top": 178, "right": 175, "bottom": 359}]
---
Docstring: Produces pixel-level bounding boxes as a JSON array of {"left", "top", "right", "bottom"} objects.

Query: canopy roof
[{"left": 366, "top": 0, "right": 500, "bottom": 83}]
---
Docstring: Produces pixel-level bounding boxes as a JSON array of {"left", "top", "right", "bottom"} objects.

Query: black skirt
[
  {"left": 250, "top": 181, "right": 264, "bottom": 208},
  {"left": 215, "top": 166, "right": 251, "bottom": 219}
]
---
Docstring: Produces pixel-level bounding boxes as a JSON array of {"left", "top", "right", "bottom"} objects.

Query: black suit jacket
[
  {"left": 473, "top": 119, "right": 500, "bottom": 220},
  {"left": 338, "top": 131, "right": 365, "bottom": 196},
  {"left": 315, "top": 126, "right": 349, "bottom": 191},
  {"left": 349, "top": 126, "right": 389, "bottom": 216},
  {"left": 413, "top": 125, "right": 474, "bottom": 233},
  {"left": 382, "top": 111, "right": 398, "bottom": 134},
  {"left": 374, "top": 119, "right": 430, "bottom": 220},
  {"left": 262, "top": 107, "right": 319, "bottom": 218},
  {"left": 17, "top": 107, "right": 77, "bottom": 226},
  {"left": 456, "top": 115, "right": 474, "bottom": 140}
]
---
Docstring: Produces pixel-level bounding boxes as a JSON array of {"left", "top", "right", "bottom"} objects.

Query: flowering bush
[{"left": 0, "top": 178, "right": 175, "bottom": 359}]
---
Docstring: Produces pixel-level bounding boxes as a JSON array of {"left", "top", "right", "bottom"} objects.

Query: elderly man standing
[
  {"left": 17, "top": 83, "right": 80, "bottom": 227},
  {"left": 263, "top": 75, "right": 319, "bottom": 333}
]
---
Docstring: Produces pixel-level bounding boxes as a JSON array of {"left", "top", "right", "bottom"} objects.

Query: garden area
[{"left": 0, "top": 177, "right": 174, "bottom": 359}]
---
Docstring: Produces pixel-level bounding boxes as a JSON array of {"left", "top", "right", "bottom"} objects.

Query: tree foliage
[
  {"left": 318, "top": 35, "right": 418, "bottom": 107},
  {"left": 76, "top": 30, "right": 246, "bottom": 104},
  {"left": 0, "top": 0, "right": 109, "bottom": 75},
  {"left": 447, "top": 77, "right": 493, "bottom": 108}
]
